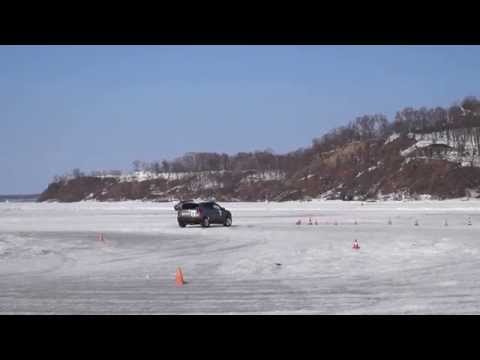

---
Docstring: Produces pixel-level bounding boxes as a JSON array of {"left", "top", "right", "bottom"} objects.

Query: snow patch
[
  {"left": 400, "top": 128, "right": 480, "bottom": 167},
  {"left": 240, "top": 171, "right": 286, "bottom": 185},
  {"left": 385, "top": 133, "right": 400, "bottom": 145}
]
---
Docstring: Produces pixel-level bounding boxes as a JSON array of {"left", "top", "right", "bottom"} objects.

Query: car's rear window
[{"left": 182, "top": 203, "right": 199, "bottom": 210}]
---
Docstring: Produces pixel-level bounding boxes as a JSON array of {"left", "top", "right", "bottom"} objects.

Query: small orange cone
[{"left": 175, "top": 267, "right": 185, "bottom": 286}]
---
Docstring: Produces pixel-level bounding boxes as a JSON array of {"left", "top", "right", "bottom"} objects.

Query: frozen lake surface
[{"left": 1, "top": 199, "right": 480, "bottom": 314}]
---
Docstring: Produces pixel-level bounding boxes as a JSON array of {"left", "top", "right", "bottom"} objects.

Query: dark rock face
[
  {"left": 37, "top": 172, "right": 291, "bottom": 202},
  {"left": 38, "top": 131, "right": 480, "bottom": 202},
  {"left": 38, "top": 177, "right": 117, "bottom": 202}
]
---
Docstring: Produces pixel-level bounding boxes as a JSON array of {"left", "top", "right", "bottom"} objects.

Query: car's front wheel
[
  {"left": 224, "top": 217, "right": 232, "bottom": 227},
  {"left": 178, "top": 221, "right": 186, "bottom": 228}
]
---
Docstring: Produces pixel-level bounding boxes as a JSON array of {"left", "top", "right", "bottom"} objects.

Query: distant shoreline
[
  {"left": 8, "top": 197, "right": 480, "bottom": 205},
  {"left": 0, "top": 194, "right": 40, "bottom": 202}
]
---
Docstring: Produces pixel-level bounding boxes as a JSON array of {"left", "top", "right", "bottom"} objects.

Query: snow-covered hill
[
  {"left": 39, "top": 128, "right": 480, "bottom": 202},
  {"left": 399, "top": 127, "right": 480, "bottom": 167}
]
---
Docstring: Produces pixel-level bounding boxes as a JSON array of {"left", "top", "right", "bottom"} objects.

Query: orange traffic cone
[{"left": 175, "top": 267, "right": 185, "bottom": 286}]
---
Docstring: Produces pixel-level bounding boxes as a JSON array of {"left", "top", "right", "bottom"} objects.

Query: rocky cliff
[{"left": 38, "top": 127, "right": 480, "bottom": 202}]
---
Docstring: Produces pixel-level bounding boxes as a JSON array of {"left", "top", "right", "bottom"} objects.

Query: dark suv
[{"left": 176, "top": 201, "right": 232, "bottom": 228}]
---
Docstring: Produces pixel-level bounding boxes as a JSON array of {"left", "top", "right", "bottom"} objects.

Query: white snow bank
[
  {"left": 385, "top": 133, "right": 400, "bottom": 145},
  {"left": 400, "top": 128, "right": 480, "bottom": 167}
]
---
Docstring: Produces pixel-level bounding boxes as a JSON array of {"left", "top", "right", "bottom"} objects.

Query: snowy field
[{"left": 1, "top": 199, "right": 480, "bottom": 314}]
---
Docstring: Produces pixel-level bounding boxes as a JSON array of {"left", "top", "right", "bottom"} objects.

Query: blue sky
[{"left": 1, "top": 45, "right": 480, "bottom": 194}]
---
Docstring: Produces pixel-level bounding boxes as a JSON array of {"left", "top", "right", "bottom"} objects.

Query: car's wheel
[
  {"left": 201, "top": 217, "right": 210, "bottom": 228},
  {"left": 178, "top": 221, "right": 186, "bottom": 228},
  {"left": 224, "top": 217, "right": 232, "bottom": 227}
]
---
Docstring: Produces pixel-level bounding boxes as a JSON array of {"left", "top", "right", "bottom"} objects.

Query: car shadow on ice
[{"left": 180, "top": 224, "right": 240, "bottom": 229}]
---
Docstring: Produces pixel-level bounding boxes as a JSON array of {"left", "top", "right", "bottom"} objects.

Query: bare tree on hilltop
[
  {"left": 72, "top": 168, "right": 84, "bottom": 178},
  {"left": 132, "top": 160, "right": 142, "bottom": 172},
  {"left": 72, "top": 95, "right": 480, "bottom": 180}
]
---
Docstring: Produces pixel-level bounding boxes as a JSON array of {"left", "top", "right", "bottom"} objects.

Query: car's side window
[{"left": 203, "top": 203, "right": 214, "bottom": 210}]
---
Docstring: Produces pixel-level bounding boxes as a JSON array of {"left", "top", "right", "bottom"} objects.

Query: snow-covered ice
[{"left": 1, "top": 199, "right": 480, "bottom": 314}]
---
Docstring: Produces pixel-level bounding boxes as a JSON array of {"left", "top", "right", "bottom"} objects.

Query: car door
[
  {"left": 202, "top": 203, "right": 216, "bottom": 222},
  {"left": 212, "top": 203, "right": 224, "bottom": 224}
]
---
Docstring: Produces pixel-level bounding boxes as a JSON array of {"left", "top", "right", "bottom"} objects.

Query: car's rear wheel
[
  {"left": 178, "top": 221, "right": 186, "bottom": 228},
  {"left": 224, "top": 217, "right": 232, "bottom": 227},
  {"left": 201, "top": 217, "right": 210, "bottom": 228}
]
